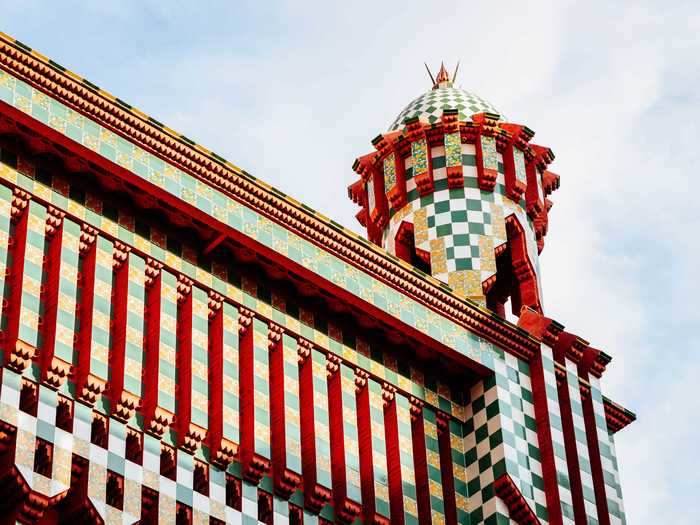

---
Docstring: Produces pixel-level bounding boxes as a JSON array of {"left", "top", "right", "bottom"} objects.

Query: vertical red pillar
[
  {"left": 4, "top": 188, "right": 30, "bottom": 361},
  {"left": 554, "top": 335, "right": 587, "bottom": 525},
  {"left": 382, "top": 384, "right": 404, "bottom": 525},
  {"left": 176, "top": 275, "right": 193, "bottom": 450},
  {"left": 409, "top": 398, "right": 432, "bottom": 525},
  {"left": 38, "top": 206, "right": 64, "bottom": 385},
  {"left": 268, "top": 324, "right": 300, "bottom": 498},
  {"left": 529, "top": 349, "right": 565, "bottom": 525},
  {"left": 355, "top": 369, "right": 376, "bottom": 522},
  {"left": 141, "top": 258, "right": 163, "bottom": 434},
  {"left": 437, "top": 411, "right": 458, "bottom": 525},
  {"left": 579, "top": 349, "right": 611, "bottom": 525},
  {"left": 237, "top": 308, "right": 269, "bottom": 483},
  {"left": 74, "top": 224, "right": 97, "bottom": 398},
  {"left": 109, "top": 242, "right": 131, "bottom": 420},
  {"left": 208, "top": 292, "right": 235, "bottom": 468}
]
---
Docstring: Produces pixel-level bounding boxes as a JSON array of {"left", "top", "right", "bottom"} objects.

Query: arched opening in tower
[
  {"left": 484, "top": 215, "right": 542, "bottom": 318},
  {"left": 394, "top": 221, "right": 431, "bottom": 275}
]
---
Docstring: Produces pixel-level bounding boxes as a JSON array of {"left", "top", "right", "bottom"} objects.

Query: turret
[{"left": 348, "top": 63, "right": 560, "bottom": 317}]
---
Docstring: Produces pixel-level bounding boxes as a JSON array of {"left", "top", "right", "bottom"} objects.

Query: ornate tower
[{"left": 349, "top": 64, "right": 559, "bottom": 316}]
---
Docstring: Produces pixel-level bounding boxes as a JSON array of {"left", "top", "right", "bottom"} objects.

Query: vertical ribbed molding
[
  {"left": 74, "top": 224, "right": 111, "bottom": 406},
  {"left": 207, "top": 292, "right": 239, "bottom": 469},
  {"left": 109, "top": 242, "right": 143, "bottom": 423},
  {"left": 554, "top": 334, "right": 600, "bottom": 525},
  {"left": 175, "top": 276, "right": 209, "bottom": 454},
  {"left": 473, "top": 112, "right": 500, "bottom": 192},
  {"left": 394, "top": 392, "right": 419, "bottom": 524},
  {"left": 0, "top": 183, "right": 13, "bottom": 345},
  {"left": 501, "top": 124, "right": 534, "bottom": 204},
  {"left": 268, "top": 326, "right": 302, "bottom": 498},
  {"left": 327, "top": 356, "right": 362, "bottom": 524},
  {"left": 141, "top": 259, "right": 177, "bottom": 437},
  {"left": 6, "top": 194, "right": 46, "bottom": 374},
  {"left": 518, "top": 308, "right": 575, "bottom": 525},
  {"left": 238, "top": 309, "right": 272, "bottom": 484},
  {"left": 409, "top": 396, "right": 432, "bottom": 524},
  {"left": 436, "top": 410, "right": 459, "bottom": 525},
  {"left": 381, "top": 382, "right": 405, "bottom": 525},
  {"left": 578, "top": 347, "right": 614, "bottom": 525},
  {"left": 355, "top": 368, "right": 391, "bottom": 525},
  {"left": 298, "top": 336, "right": 333, "bottom": 514},
  {"left": 38, "top": 205, "right": 74, "bottom": 390}
]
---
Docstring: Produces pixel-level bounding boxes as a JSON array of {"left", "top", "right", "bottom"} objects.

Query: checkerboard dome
[{"left": 388, "top": 85, "right": 502, "bottom": 131}]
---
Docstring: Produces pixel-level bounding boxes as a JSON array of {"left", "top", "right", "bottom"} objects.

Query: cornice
[{"left": 0, "top": 32, "right": 541, "bottom": 364}]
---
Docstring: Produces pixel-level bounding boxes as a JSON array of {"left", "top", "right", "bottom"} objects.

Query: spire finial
[
  {"left": 427, "top": 62, "right": 457, "bottom": 90},
  {"left": 435, "top": 62, "right": 450, "bottom": 84}
]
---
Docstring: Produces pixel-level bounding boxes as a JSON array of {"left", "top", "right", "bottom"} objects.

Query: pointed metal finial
[
  {"left": 435, "top": 62, "right": 450, "bottom": 84},
  {"left": 452, "top": 61, "right": 460, "bottom": 83},
  {"left": 424, "top": 63, "right": 436, "bottom": 85}
]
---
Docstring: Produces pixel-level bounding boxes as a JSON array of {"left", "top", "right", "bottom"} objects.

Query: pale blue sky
[{"left": 5, "top": 1, "right": 698, "bottom": 522}]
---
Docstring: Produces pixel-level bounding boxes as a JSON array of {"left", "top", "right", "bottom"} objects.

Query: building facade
[{"left": 0, "top": 35, "right": 633, "bottom": 525}]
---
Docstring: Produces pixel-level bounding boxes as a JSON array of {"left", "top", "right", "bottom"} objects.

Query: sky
[{"left": 4, "top": 1, "right": 698, "bottom": 522}]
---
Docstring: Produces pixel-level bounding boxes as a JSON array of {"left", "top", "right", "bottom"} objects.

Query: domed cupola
[{"left": 348, "top": 63, "right": 560, "bottom": 317}]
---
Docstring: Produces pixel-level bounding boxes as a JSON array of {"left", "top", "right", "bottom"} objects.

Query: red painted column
[
  {"left": 437, "top": 411, "right": 458, "bottom": 525},
  {"left": 327, "top": 355, "right": 361, "bottom": 524},
  {"left": 4, "top": 189, "right": 30, "bottom": 363},
  {"left": 141, "top": 258, "right": 163, "bottom": 435},
  {"left": 207, "top": 292, "right": 236, "bottom": 468},
  {"left": 298, "top": 338, "right": 331, "bottom": 512},
  {"left": 108, "top": 241, "right": 131, "bottom": 420},
  {"left": 579, "top": 349, "right": 611, "bottom": 525},
  {"left": 175, "top": 275, "right": 193, "bottom": 450},
  {"left": 355, "top": 369, "right": 377, "bottom": 522},
  {"left": 237, "top": 308, "right": 269, "bottom": 483},
  {"left": 268, "top": 324, "right": 300, "bottom": 499},
  {"left": 74, "top": 224, "right": 97, "bottom": 399},
  {"left": 529, "top": 349, "right": 565, "bottom": 525},
  {"left": 554, "top": 336, "right": 587, "bottom": 525},
  {"left": 409, "top": 398, "right": 432, "bottom": 525},
  {"left": 38, "top": 206, "right": 64, "bottom": 385},
  {"left": 382, "top": 384, "right": 404, "bottom": 525}
]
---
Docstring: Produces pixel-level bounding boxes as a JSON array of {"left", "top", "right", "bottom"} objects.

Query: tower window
[
  {"left": 125, "top": 428, "right": 143, "bottom": 464},
  {"left": 33, "top": 438, "right": 53, "bottom": 477},
  {"left": 56, "top": 396, "right": 73, "bottom": 432},
  {"left": 91, "top": 413, "right": 109, "bottom": 448},
  {"left": 226, "top": 474, "right": 242, "bottom": 510},
  {"left": 484, "top": 215, "right": 541, "bottom": 318},
  {"left": 394, "top": 222, "right": 431, "bottom": 274},
  {"left": 19, "top": 380, "right": 38, "bottom": 416},
  {"left": 160, "top": 444, "right": 177, "bottom": 481},
  {"left": 106, "top": 471, "right": 124, "bottom": 510},
  {"left": 193, "top": 460, "right": 209, "bottom": 495},
  {"left": 258, "top": 490, "right": 273, "bottom": 525}
]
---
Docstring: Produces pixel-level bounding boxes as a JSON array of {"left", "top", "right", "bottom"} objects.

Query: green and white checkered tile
[
  {"left": 562, "top": 358, "right": 599, "bottom": 522},
  {"left": 0, "top": 378, "right": 71, "bottom": 498},
  {"left": 389, "top": 86, "right": 501, "bottom": 131},
  {"left": 384, "top": 144, "right": 541, "bottom": 303},
  {"left": 589, "top": 376, "right": 626, "bottom": 525},
  {"left": 464, "top": 352, "right": 548, "bottom": 524}
]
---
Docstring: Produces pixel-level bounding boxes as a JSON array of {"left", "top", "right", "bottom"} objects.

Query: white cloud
[{"left": 4, "top": 1, "right": 699, "bottom": 522}]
